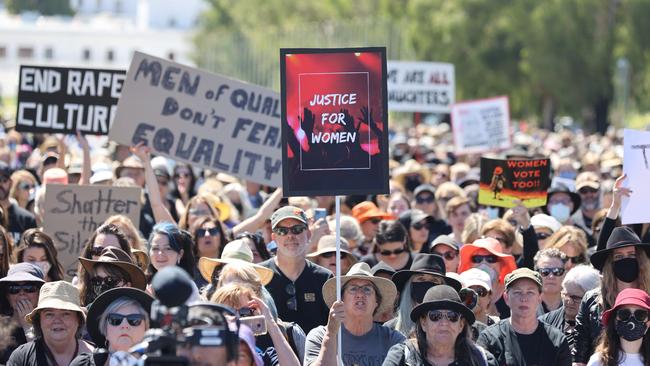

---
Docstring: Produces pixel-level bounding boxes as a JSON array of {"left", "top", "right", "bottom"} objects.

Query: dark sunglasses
[
  {"left": 196, "top": 227, "right": 221, "bottom": 237},
  {"left": 427, "top": 310, "right": 461, "bottom": 323},
  {"left": 379, "top": 248, "right": 407, "bottom": 256},
  {"left": 411, "top": 222, "right": 429, "bottom": 230},
  {"left": 538, "top": 267, "right": 566, "bottom": 277},
  {"left": 470, "top": 286, "right": 490, "bottom": 298},
  {"left": 415, "top": 195, "right": 435, "bottom": 204},
  {"left": 89, "top": 246, "right": 105, "bottom": 257},
  {"left": 90, "top": 276, "right": 122, "bottom": 288},
  {"left": 8, "top": 284, "right": 39, "bottom": 295},
  {"left": 617, "top": 308, "right": 649, "bottom": 323},
  {"left": 320, "top": 252, "right": 337, "bottom": 259},
  {"left": 471, "top": 255, "right": 498, "bottom": 264},
  {"left": 567, "top": 255, "right": 585, "bottom": 264},
  {"left": 107, "top": 313, "right": 145, "bottom": 327},
  {"left": 578, "top": 187, "right": 598, "bottom": 194},
  {"left": 273, "top": 225, "right": 307, "bottom": 236},
  {"left": 368, "top": 218, "right": 382, "bottom": 224},
  {"left": 285, "top": 283, "right": 297, "bottom": 311},
  {"left": 18, "top": 182, "right": 35, "bottom": 190},
  {"left": 459, "top": 288, "right": 478, "bottom": 309},
  {"left": 536, "top": 232, "right": 551, "bottom": 241},
  {"left": 433, "top": 250, "right": 458, "bottom": 261}
]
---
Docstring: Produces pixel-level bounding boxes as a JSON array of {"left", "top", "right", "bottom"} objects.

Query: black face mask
[
  {"left": 411, "top": 282, "right": 434, "bottom": 304},
  {"left": 613, "top": 257, "right": 639, "bottom": 283},
  {"left": 405, "top": 175, "right": 422, "bottom": 193},
  {"left": 616, "top": 318, "right": 648, "bottom": 341}
]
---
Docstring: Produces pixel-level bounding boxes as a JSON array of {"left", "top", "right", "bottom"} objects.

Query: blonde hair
[
  {"left": 104, "top": 215, "right": 144, "bottom": 250},
  {"left": 435, "top": 182, "right": 465, "bottom": 201},
  {"left": 9, "top": 170, "right": 37, "bottom": 202},
  {"left": 445, "top": 196, "right": 470, "bottom": 216},
  {"left": 481, "top": 219, "right": 516, "bottom": 250},
  {"left": 210, "top": 283, "right": 256, "bottom": 308},
  {"left": 461, "top": 213, "right": 487, "bottom": 244},
  {"left": 600, "top": 247, "right": 650, "bottom": 310},
  {"left": 545, "top": 226, "right": 588, "bottom": 257},
  {"left": 217, "top": 262, "right": 263, "bottom": 296}
]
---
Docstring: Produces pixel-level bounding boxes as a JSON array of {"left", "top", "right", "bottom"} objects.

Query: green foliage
[{"left": 5, "top": 0, "right": 74, "bottom": 16}]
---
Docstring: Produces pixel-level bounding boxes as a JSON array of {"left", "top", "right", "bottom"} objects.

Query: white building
[{"left": 0, "top": 0, "right": 207, "bottom": 99}]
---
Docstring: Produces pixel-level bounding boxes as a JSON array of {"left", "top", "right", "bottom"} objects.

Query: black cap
[{"left": 0, "top": 161, "right": 12, "bottom": 179}]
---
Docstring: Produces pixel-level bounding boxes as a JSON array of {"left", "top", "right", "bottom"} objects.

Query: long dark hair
[
  {"left": 146, "top": 222, "right": 195, "bottom": 281},
  {"left": 415, "top": 314, "right": 483, "bottom": 366},
  {"left": 595, "top": 311, "right": 650, "bottom": 366},
  {"left": 235, "top": 231, "right": 270, "bottom": 261},
  {"left": 171, "top": 164, "right": 196, "bottom": 200},
  {"left": 189, "top": 215, "right": 229, "bottom": 259},
  {"left": 0, "top": 224, "right": 12, "bottom": 278},
  {"left": 13, "top": 229, "right": 64, "bottom": 281}
]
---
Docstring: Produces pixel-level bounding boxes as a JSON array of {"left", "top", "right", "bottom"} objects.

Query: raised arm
[
  {"left": 76, "top": 132, "right": 91, "bottom": 185},
  {"left": 598, "top": 174, "right": 631, "bottom": 250},
  {"left": 248, "top": 297, "right": 301, "bottom": 366},
  {"left": 232, "top": 187, "right": 283, "bottom": 236},
  {"left": 130, "top": 142, "right": 176, "bottom": 224}
]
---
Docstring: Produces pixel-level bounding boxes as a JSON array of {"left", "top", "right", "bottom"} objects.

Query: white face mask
[
  {"left": 549, "top": 203, "right": 571, "bottom": 223},
  {"left": 33, "top": 261, "right": 51, "bottom": 275},
  {"left": 476, "top": 263, "right": 499, "bottom": 285}
]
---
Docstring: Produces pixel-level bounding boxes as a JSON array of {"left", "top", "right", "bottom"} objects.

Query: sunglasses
[
  {"left": 427, "top": 310, "right": 461, "bottom": 323},
  {"left": 107, "top": 313, "right": 145, "bottom": 327},
  {"left": 368, "top": 218, "right": 382, "bottom": 225},
  {"left": 433, "top": 250, "right": 458, "bottom": 261},
  {"left": 415, "top": 195, "right": 435, "bottom": 204},
  {"left": 536, "top": 232, "right": 551, "bottom": 241},
  {"left": 470, "top": 286, "right": 490, "bottom": 298},
  {"left": 285, "top": 283, "right": 297, "bottom": 311},
  {"left": 411, "top": 222, "right": 429, "bottom": 230},
  {"left": 616, "top": 308, "right": 649, "bottom": 323},
  {"left": 273, "top": 225, "right": 307, "bottom": 236},
  {"left": 459, "top": 288, "right": 478, "bottom": 309},
  {"left": 89, "top": 246, "right": 105, "bottom": 257},
  {"left": 567, "top": 255, "right": 585, "bottom": 264},
  {"left": 8, "top": 284, "right": 39, "bottom": 295},
  {"left": 538, "top": 267, "right": 565, "bottom": 277},
  {"left": 379, "top": 248, "right": 407, "bottom": 256},
  {"left": 320, "top": 252, "right": 337, "bottom": 259},
  {"left": 90, "top": 276, "right": 122, "bottom": 288},
  {"left": 471, "top": 255, "right": 498, "bottom": 264},
  {"left": 18, "top": 182, "right": 34, "bottom": 190},
  {"left": 578, "top": 188, "right": 598, "bottom": 195},
  {"left": 345, "top": 285, "right": 375, "bottom": 296},
  {"left": 196, "top": 227, "right": 220, "bottom": 237}
]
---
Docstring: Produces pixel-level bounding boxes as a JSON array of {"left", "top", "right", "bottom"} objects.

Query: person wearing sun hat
[
  {"left": 304, "top": 262, "right": 405, "bottom": 365},
  {"left": 351, "top": 201, "right": 395, "bottom": 254},
  {"left": 69, "top": 287, "right": 154, "bottom": 366},
  {"left": 198, "top": 239, "right": 274, "bottom": 285},
  {"left": 306, "top": 235, "right": 357, "bottom": 275},
  {"left": 8, "top": 281, "right": 95, "bottom": 366},
  {"left": 588, "top": 288, "right": 650, "bottom": 366},
  {"left": 460, "top": 268, "right": 498, "bottom": 327},
  {"left": 574, "top": 226, "right": 650, "bottom": 364},
  {"left": 477, "top": 268, "right": 571, "bottom": 366},
  {"left": 384, "top": 285, "right": 493, "bottom": 365}
]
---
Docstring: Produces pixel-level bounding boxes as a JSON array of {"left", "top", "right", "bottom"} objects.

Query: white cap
[
  {"left": 530, "top": 214, "right": 562, "bottom": 233},
  {"left": 459, "top": 268, "right": 491, "bottom": 291}
]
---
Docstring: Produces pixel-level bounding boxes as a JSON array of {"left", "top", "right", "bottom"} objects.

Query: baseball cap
[
  {"left": 429, "top": 234, "right": 459, "bottom": 252},
  {"left": 575, "top": 172, "right": 600, "bottom": 191},
  {"left": 530, "top": 214, "right": 562, "bottom": 233},
  {"left": 504, "top": 268, "right": 542, "bottom": 291},
  {"left": 270, "top": 205, "right": 308, "bottom": 229},
  {"left": 413, "top": 184, "right": 436, "bottom": 197}
]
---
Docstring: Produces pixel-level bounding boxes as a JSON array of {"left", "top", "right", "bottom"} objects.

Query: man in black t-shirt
[
  {"left": 261, "top": 206, "right": 332, "bottom": 334},
  {"left": 0, "top": 162, "right": 36, "bottom": 242},
  {"left": 477, "top": 268, "right": 571, "bottom": 366}
]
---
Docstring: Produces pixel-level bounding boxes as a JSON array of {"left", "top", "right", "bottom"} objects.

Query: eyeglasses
[
  {"left": 320, "top": 252, "right": 337, "bottom": 259},
  {"left": 471, "top": 255, "right": 498, "bottom": 264},
  {"left": 368, "top": 218, "right": 382, "bottom": 225},
  {"left": 107, "top": 313, "right": 145, "bottom": 327},
  {"left": 379, "top": 248, "right": 407, "bottom": 256},
  {"left": 411, "top": 221, "right": 429, "bottom": 230},
  {"left": 18, "top": 182, "right": 34, "bottom": 190},
  {"left": 345, "top": 285, "right": 375, "bottom": 296},
  {"left": 536, "top": 232, "right": 551, "bottom": 241},
  {"left": 561, "top": 292, "right": 583, "bottom": 304},
  {"left": 537, "top": 267, "right": 566, "bottom": 277},
  {"left": 285, "top": 283, "right": 297, "bottom": 311},
  {"left": 427, "top": 310, "right": 461, "bottom": 323},
  {"left": 90, "top": 276, "right": 122, "bottom": 288},
  {"left": 273, "top": 225, "right": 307, "bottom": 236},
  {"left": 616, "top": 308, "right": 649, "bottom": 323},
  {"left": 433, "top": 250, "right": 458, "bottom": 261},
  {"left": 567, "top": 255, "right": 585, "bottom": 264},
  {"left": 415, "top": 195, "right": 435, "bottom": 204},
  {"left": 469, "top": 286, "right": 490, "bottom": 298},
  {"left": 8, "top": 284, "right": 39, "bottom": 295},
  {"left": 196, "top": 227, "right": 220, "bottom": 237},
  {"left": 578, "top": 187, "right": 598, "bottom": 195},
  {"left": 89, "top": 246, "right": 105, "bottom": 257}
]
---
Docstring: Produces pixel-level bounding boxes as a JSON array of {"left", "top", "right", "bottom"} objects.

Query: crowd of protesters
[{"left": 0, "top": 123, "right": 648, "bottom": 366}]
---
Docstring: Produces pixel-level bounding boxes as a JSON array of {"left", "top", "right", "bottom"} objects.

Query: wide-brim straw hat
[
  {"left": 26, "top": 281, "right": 85, "bottom": 323},
  {"left": 198, "top": 240, "right": 273, "bottom": 285},
  {"left": 322, "top": 262, "right": 397, "bottom": 315},
  {"left": 78, "top": 247, "right": 146, "bottom": 290},
  {"left": 307, "top": 235, "right": 357, "bottom": 264}
]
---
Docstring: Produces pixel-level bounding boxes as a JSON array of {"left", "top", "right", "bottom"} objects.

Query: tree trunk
[
  {"left": 542, "top": 95, "right": 556, "bottom": 131},
  {"left": 593, "top": 97, "right": 609, "bottom": 135}
]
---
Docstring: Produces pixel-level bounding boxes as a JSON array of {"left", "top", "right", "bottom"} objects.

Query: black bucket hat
[
  {"left": 410, "top": 285, "right": 475, "bottom": 324},
  {"left": 590, "top": 226, "right": 650, "bottom": 271},
  {"left": 543, "top": 183, "right": 581, "bottom": 215},
  {"left": 392, "top": 253, "right": 462, "bottom": 292}
]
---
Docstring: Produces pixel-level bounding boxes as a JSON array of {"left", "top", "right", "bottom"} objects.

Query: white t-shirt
[{"left": 587, "top": 351, "right": 644, "bottom": 366}]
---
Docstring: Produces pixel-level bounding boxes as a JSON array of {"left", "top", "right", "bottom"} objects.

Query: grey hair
[
  {"left": 337, "top": 215, "right": 364, "bottom": 243},
  {"left": 533, "top": 248, "right": 567, "bottom": 269},
  {"left": 395, "top": 278, "right": 417, "bottom": 337},
  {"left": 562, "top": 264, "right": 601, "bottom": 293},
  {"left": 99, "top": 297, "right": 149, "bottom": 340}
]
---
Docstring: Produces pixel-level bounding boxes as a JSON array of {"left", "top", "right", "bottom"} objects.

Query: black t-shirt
[
  {"left": 518, "top": 327, "right": 544, "bottom": 365},
  {"left": 260, "top": 259, "right": 332, "bottom": 334},
  {"left": 7, "top": 339, "right": 50, "bottom": 366},
  {"left": 7, "top": 202, "right": 36, "bottom": 243}
]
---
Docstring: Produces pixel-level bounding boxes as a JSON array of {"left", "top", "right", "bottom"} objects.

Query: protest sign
[
  {"left": 478, "top": 157, "right": 551, "bottom": 208},
  {"left": 109, "top": 52, "right": 281, "bottom": 187},
  {"left": 451, "top": 96, "right": 511, "bottom": 155},
  {"left": 622, "top": 129, "right": 650, "bottom": 224},
  {"left": 280, "top": 47, "right": 390, "bottom": 196},
  {"left": 43, "top": 184, "right": 141, "bottom": 279},
  {"left": 386, "top": 61, "right": 454, "bottom": 113},
  {"left": 16, "top": 65, "right": 125, "bottom": 135}
]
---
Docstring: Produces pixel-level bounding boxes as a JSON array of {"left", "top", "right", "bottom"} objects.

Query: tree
[{"left": 5, "top": 0, "right": 74, "bottom": 16}]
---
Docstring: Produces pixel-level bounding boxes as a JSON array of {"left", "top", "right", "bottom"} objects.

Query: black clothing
[
  {"left": 515, "top": 226, "right": 539, "bottom": 270},
  {"left": 573, "top": 288, "right": 603, "bottom": 364},
  {"left": 260, "top": 259, "right": 332, "bottom": 334},
  {"left": 477, "top": 319, "right": 571, "bottom": 366},
  {"left": 7, "top": 338, "right": 59, "bottom": 366},
  {"left": 1, "top": 324, "right": 27, "bottom": 364},
  {"left": 495, "top": 296, "right": 510, "bottom": 319},
  {"left": 7, "top": 202, "right": 36, "bottom": 243},
  {"left": 539, "top": 306, "right": 578, "bottom": 354},
  {"left": 360, "top": 253, "right": 413, "bottom": 272},
  {"left": 383, "top": 341, "right": 494, "bottom": 366},
  {"left": 69, "top": 352, "right": 107, "bottom": 366}
]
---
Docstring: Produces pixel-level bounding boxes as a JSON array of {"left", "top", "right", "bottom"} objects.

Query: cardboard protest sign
[
  {"left": 43, "top": 184, "right": 141, "bottom": 279},
  {"left": 386, "top": 61, "right": 455, "bottom": 113},
  {"left": 280, "top": 47, "right": 390, "bottom": 196},
  {"left": 109, "top": 52, "right": 281, "bottom": 187},
  {"left": 16, "top": 65, "right": 125, "bottom": 134},
  {"left": 478, "top": 157, "right": 551, "bottom": 208},
  {"left": 451, "top": 96, "right": 511, "bottom": 155},
  {"left": 622, "top": 129, "right": 650, "bottom": 224}
]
